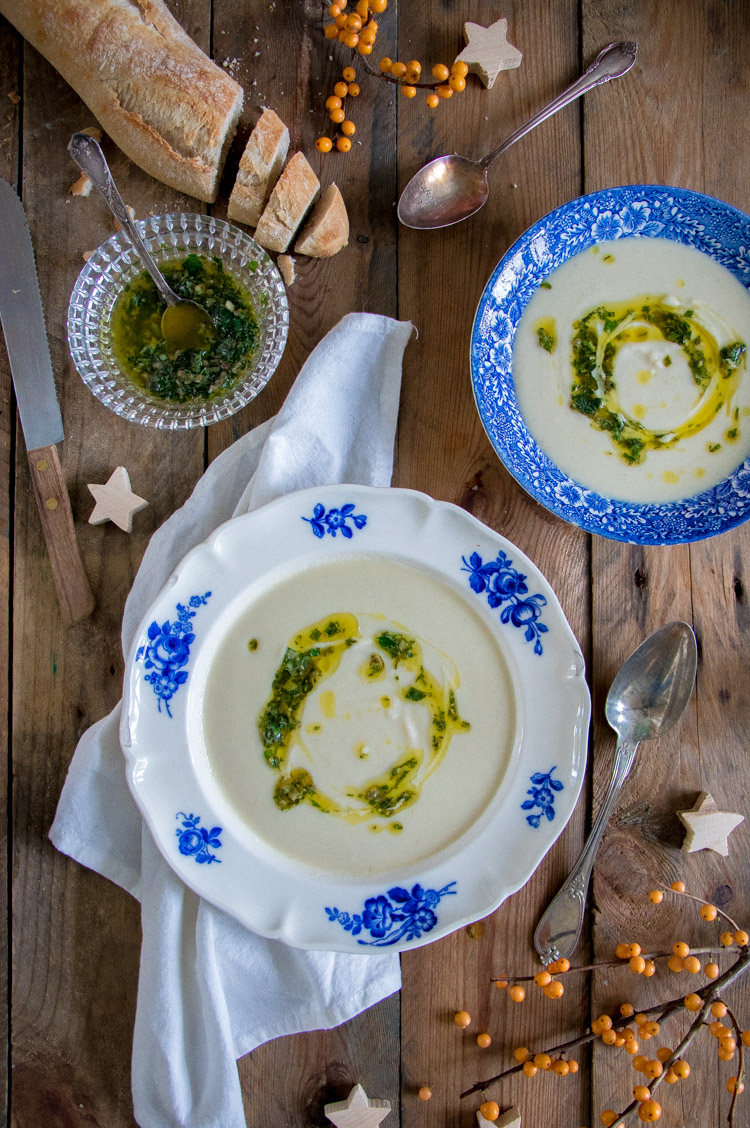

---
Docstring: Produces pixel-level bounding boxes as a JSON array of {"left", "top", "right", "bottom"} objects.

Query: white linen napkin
[{"left": 50, "top": 312, "right": 413, "bottom": 1128}]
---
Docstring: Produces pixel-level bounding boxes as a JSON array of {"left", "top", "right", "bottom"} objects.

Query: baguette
[
  {"left": 227, "top": 108, "right": 289, "bottom": 228},
  {"left": 294, "top": 183, "right": 349, "bottom": 257},
  {"left": 253, "top": 152, "right": 319, "bottom": 254},
  {"left": 0, "top": 0, "right": 243, "bottom": 202}
]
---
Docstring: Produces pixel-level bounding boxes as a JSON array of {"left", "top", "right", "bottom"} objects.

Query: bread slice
[
  {"left": 294, "top": 183, "right": 349, "bottom": 257},
  {"left": 253, "top": 152, "right": 319, "bottom": 253},
  {"left": 227, "top": 109, "right": 289, "bottom": 227},
  {"left": 0, "top": 0, "right": 243, "bottom": 203}
]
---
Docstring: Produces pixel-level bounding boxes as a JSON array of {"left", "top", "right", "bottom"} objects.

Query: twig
[
  {"left": 724, "top": 1003, "right": 745, "bottom": 1127},
  {"left": 491, "top": 947, "right": 724, "bottom": 982},
  {"left": 660, "top": 885, "right": 743, "bottom": 935}
]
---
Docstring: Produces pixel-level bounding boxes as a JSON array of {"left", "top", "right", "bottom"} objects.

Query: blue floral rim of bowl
[{"left": 470, "top": 184, "right": 750, "bottom": 545}]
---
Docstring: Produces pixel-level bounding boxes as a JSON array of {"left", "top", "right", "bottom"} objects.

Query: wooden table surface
[{"left": 3, "top": 1, "right": 750, "bottom": 1126}]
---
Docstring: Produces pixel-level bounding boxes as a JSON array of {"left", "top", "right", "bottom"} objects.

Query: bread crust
[
  {"left": 253, "top": 152, "right": 319, "bottom": 254},
  {"left": 227, "top": 108, "right": 289, "bottom": 227},
  {"left": 294, "top": 183, "right": 349, "bottom": 257},
  {"left": 0, "top": 0, "right": 243, "bottom": 202}
]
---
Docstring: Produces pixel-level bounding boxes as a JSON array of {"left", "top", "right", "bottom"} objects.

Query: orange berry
[
  {"left": 625, "top": 1040, "right": 640, "bottom": 1056},
  {"left": 342, "top": 31, "right": 359, "bottom": 47},
  {"left": 568, "top": 1060, "right": 579, "bottom": 1073},
  {"left": 448, "top": 74, "right": 466, "bottom": 92},
  {"left": 330, "top": 108, "right": 346, "bottom": 123},
  {"left": 556, "top": 958, "right": 571, "bottom": 973},
  {"left": 534, "top": 1053, "right": 552, "bottom": 1070},
  {"left": 735, "top": 930, "right": 749, "bottom": 946},
  {"left": 315, "top": 136, "right": 333, "bottom": 152},
  {"left": 628, "top": 943, "right": 642, "bottom": 958},
  {"left": 673, "top": 941, "right": 690, "bottom": 958},
  {"left": 648, "top": 889, "right": 664, "bottom": 903},
  {"left": 684, "top": 994, "right": 702, "bottom": 1011},
  {"left": 341, "top": 119, "right": 356, "bottom": 135},
  {"left": 671, "top": 881, "right": 686, "bottom": 892},
  {"left": 699, "top": 903, "right": 718, "bottom": 921},
  {"left": 405, "top": 59, "right": 421, "bottom": 76},
  {"left": 621, "top": 1003, "right": 635, "bottom": 1017},
  {"left": 479, "top": 1102, "right": 500, "bottom": 1122},
  {"left": 597, "top": 1015, "right": 613, "bottom": 1031},
  {"left": 552, "top": 1059, "right": 570, "bottom": 1076},
  {"left": 345, "top": 12, "right": 362, "bottom": 28},
  {"left": 325, "top": 95, "right": 342, "bottom": 111},
  {"left": 494, "top": 979, "right": 509, "bottom": 990},
  {"left": 643, "top": 960, "right": 656, "bottom": 978},
  {"left": 727, "top": 1077, "right": 745, "bottom": 1094},
  {"left": 418, "top": 1086, "right": 432, "bottom": 1101},
  {"left": 667, "top": 955, "right": 684, "bottom": 973},
  {"left": 437, "top": 84, "right": 453, "bottom": 99},
  {"left": 683, "top": 956, "right": 701, "bottom": 974},
  {"left": 432, "top": 63, "right": 449, "bottom": 81},
  {"left": 601, "top": 1029, "right": 618, "bottom": 1045},
  {"left": 509, "top": 985, "right": 525, "bottom": 1002},
  {"left": 325, "top": 24, "right": 340, "bottom": 39},
  {"left": 342, "top": 65, "right": 356, "bottom": 81},
  {"left": 379, "top": 56, "right": 392, "bottom": 72},
  {"left": 720, "top": 1037, "right": 737, "bottom": 1054},
  {"left": 329, "top": 3, "right": 342, "bottom": 13},
  {"left": 389, "top": 61, "right": 406, "bottom": 77},
  {"left": 356, "top": 40, "right": 373, "bottom": 54},
  {"left": 601, "top": 1113, "right": 620, "bottom": 1127},
  {"left": 656, "top": 1047, "right": 673, "bottom": 1063},
  {"left": 718, "top": 1047, "right": 736, "bottom": 1061},
  {"left": 637, "top": 1100, "right": 662, "bottom": 1122},
  {"left": 453, "top": 1010, "right": 471, "bottom": 1028},
  {"left": 522, "top": 1060, "right": 538, "bottom": 1077},
  {"left": 634, "top": 1085, "right": 651, "bottom": 1101},
  {"left": 672, "top": 1060, "right": 690, "bottom": 1079},
  {"left": 710, "top": 1021, "right": 730, "bottom": 1037},
  {"left": 334, "top": 81, "right": 349, "bottom": 98},
  {"left": 513, "top": 1047, "right": 530, "bottom": 1063},
  {"left": 705, "top": 963, "right": 720, "bottom": 979},
  {"left": 477, "top": 1032, "right": 492, "bottom": 1049},
  {"left": 614, "top": 1036, "right": 626, "bottom": 1048},
  {"left": 664, "top": 1069, "right": 678, "bottom": 1084},
  {"left": 630, "top": 956, "right": 646, "bottom": 974},
  {"left": 535, "top": 971, "right": 552, "bottom": 987},
  {"left": 742, "top": 1031, "right": 750, "bottom": 1047},
  {"left": 643, "top": 1060, "right": 663, "bottom": 1080},
  {"left": 643, "top": 1022, "right": 660, "bottom": 1037},
  {"left": 347, "top": 82, "right": 360, "bottom": 96},
  {"left": 615, "top": 943, "right": 631, "bottom": 959},
  {"left": 425, "top": 93, "right": 439, "bottom": 108},
  {"left": 356, "top": 0, "right": 369, "bottom": 15},
  {"left": 711, "top": 1001, "right": 727, "bottom": 1018},
  {"left": 721, "top": 931, "right": 736, "bottom": 947},
  {"left": 635, "top": 1014, "right": 648, "bottom": 1026},
  {"left": 543, "top": 981, "right": 564, "bottom": 999},
  {"left": 335, "top": 12, "right": 348, "bottom": 26},
  {"left": 451, "top": 60, "right": 469, "bottom": 78},
  {"left": 370, "top": 0, "right": 387, "bottom": 10},
  {"left": 401, "top": 85, "right": 417, "bottom": 98},
  {"left": 633, "top": 1055, "right": 649, "bottom": 1072}
]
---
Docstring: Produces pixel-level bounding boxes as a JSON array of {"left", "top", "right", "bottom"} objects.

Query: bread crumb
[
  {"left": 80, "top": 125, "right": 103, "bottom": 142},
  {"left": 277, "top": 254, "right": 295, "bottom": 286},
  {"left": 69, "top": 172, "right": 93, "bottom": 197},
  {"left": 7, "top": 90, "right": 20, "bottom": 105},
  {"left": 113, "top": 205, "right": 136, "bottom": 231},
  {"left": 82, "top": 250, "right": 94, "bottom": 262}
]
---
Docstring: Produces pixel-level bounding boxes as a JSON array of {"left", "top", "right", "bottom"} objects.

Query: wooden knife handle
[{"left": 28, "top": 444, "right": 95, "bottom": 627}]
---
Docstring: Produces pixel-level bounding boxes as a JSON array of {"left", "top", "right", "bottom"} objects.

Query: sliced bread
[
  {"left": 253, "top": 152, "right": 319, "bottom": 253},
  {"left": 294, "top": 183, "right": 349, "bottom": 257},
  {"left": 227, "top": 108, "right": 289, "bottom": 227}
]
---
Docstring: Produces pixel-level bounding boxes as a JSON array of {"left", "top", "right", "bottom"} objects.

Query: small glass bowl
[{"left": 67, "top": 213, "right": 289, "bottom": 429}]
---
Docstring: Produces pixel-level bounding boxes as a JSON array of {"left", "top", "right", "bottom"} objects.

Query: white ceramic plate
[{"left": 121, "top": 486, "right": 590, "bottom": 952}]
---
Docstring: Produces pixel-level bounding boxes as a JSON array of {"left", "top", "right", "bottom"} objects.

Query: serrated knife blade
[{"left": 0, "top": 178, "right": 94, "bottom": 625}]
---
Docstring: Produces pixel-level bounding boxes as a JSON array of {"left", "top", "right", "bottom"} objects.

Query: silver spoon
[
  {"left": 397, "top": 41, "right": 638, "bottom": 230},
  {"left": 68, "top": 132, "right": 214, "bottom": 351},
  {"left": 533, "top": 621, "right": 697, "bottom": 967}
]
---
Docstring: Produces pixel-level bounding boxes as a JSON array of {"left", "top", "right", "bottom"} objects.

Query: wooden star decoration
[
  {"left": 87, "top": 466, "right": 148, "bottom": 532},
  {"left": 677, "top": 792, "right": 744, "bottom": 856},
  {"left": 323, "top": 1084, "right": 391, "bottom": 1127},
  {"left": 454, "top": 18, "right": 522, "bottom": 89},
  {"left": 477, "top": 1106, "right": 521, "bottom": 1127}
]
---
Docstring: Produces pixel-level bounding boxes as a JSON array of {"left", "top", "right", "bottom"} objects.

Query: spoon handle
[
  {"left": 533, "top": 736, "right": 640, "bottom": 965},
  {"left": 68, "top": 133, "right": 176, "bottom": 307},
  {"left": 479, "top": 41, "right": 638, "bottom": 170}
]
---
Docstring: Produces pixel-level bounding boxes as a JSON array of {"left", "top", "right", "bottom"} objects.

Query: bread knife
[{"left": 0, "top": 179, "right": 94, "bottom": 626}]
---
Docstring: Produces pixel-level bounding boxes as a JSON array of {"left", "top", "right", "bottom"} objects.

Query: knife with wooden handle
[{"left": 0, "top": 178, "right": 94, "bottom": 626}]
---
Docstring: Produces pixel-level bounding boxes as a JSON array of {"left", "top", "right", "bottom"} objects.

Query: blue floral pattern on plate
[
  {"left": 175, "top": 812, "right": 222, "bottom": 864},
  {"left": 470, "top": 185, "right": 750, "bottom": 544},
  {"left": 136, "top": 592, "right": 211, "bottom": 716},
  {"left": 326, "top": 881, "right": 456, "bottom": 946},
  {"left": 461, "top": 549, "right": 548, "bottom": 654},
  {"left": 303, "top": 502, "right": 367, "bottom": 539},
  {"left": 522, "top": 767, "right": 564, "bottom": 827}
]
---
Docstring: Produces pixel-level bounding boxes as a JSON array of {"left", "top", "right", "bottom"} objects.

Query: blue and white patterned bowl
[
  {"left": 471, "top": 185, "right": 750, "bottom": 544},
  {"left": 121, "top": 486, "right": 590, "bottom": 953}
]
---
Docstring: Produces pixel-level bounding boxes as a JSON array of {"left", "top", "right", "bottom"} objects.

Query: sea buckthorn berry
[
  {"left": 718, "top": 1047, "right": 736, "bottom": 1061},
  {"left": 735, "top": 930, "right": 749, "bottom": 946},
  {"left": 673, "top": 941, "right": 689, "bottom": 958},
  {"left": 341, "top": 119, "right": 356, "bottom": 135},
  {"left": 643, "top": 1022, "right": 660, "bottom": 1037},
  {"left": 330, "top": 108, "right": 346, "bottom": 123},
  {"left": 601, "top": 1113, "right": 619, "bottom": 1127},
  {"left": 672, "top": 1060, "right": 690, "bottom": 1079},
  {"left": 522, "top": 1060, "right": 538, "bottom": 1077},
  {"left": 535, "top": 971, "right": 552, "bottom": 987},
  {"left": 637, "top": 1100, "right": 662, "bottom": 1122},
  {"left": 379, "top": 56, "right": 392, "bottom": 71},
  {"left": 326, "top": 95, "right": 342, "bottom": 111},
  {"left": 336, "top": 12, "right": 348, "bottom": 26},
  {"left": 405, "top": 59, "right": 421, "bottom": 76},
  {"left": 602, "top": 1029, "right": 618, "bottom": 1045},
  {"left": 451, "top": 60, "right": 469, "bottom": 78},
  {"left": 534, "top": 1053, "right": 552, "bottom": 1070},
  {"left": 727, "top": 1077, "right": 745, "bottom": 1094},
  {"left": 664, "top": 1069, "right": 678, "bottom": 1084},
  {"left": 315, "top": 136, "right": 333, "bottom": 152},
  {"left": 634, "top": 1085, "right": 651, "bottom": 1101},
  {"left": 556, "top": 958, "right": 571, "bottom": 973},
  {"left": 699, "top": 903, "right": 718, "bottom": 921},
  {"left": 477, "top": 1032, "right": 492, "bottom": 1049},
  {"left": 568, "top": 1060, "right": 579, "bottom": 1073},
  {"left": 630, "top": 956, "right": 646, "bottom": 974},
  {"left": 710, "top": 1022, "right": 730, "bottom": 1038},
  {"left": 616, "top": 943, "right": 631, "bottom": 959},
  {"left": 622, "top": 1027, "right": 636, "bottom": 1040},
  {"left": 721, "top": 931, "right": 735, "bottom": 947},
  {"left": 347, "top": 82, "right": 360, "bottom": 96},
  {"left": 390, "top": 61, "right": 406, "bottom": 77},
  {"left": 509, "top": 985, "right": 525, "bottom": 1002},
  {"left": 711, "top": 1001, "right": 727, "bottom": 1018},
  {"left": 448, "top": 74, "right": 466, "bottom": 92},
  {"left": 705, "top": 963, "right": 720, "bottom": 979},
  {"left": 359, "top": 27, "right": 376, "bottom": 45},
  {"left": 479, "top": 1102, "right": 500, "bottom": 1122},
  {"left": 684, "top": 994, "right": 702, "bottom": 1012},
  {"left": 342, "top": 65, "right": 356, "bottom": 81},
  {"left": 621, "top": 1003, "right": 635, "bottom": 1017},
  {"left": 648, "top": 889, "right": 664, "bottom": 903},
  {"left": 635, "top": 1014, "right": 648, "bottom": 1026},
  {"left": 667, "top": 955, "right": 684, "bottom": 973},
  {"left": 591, "top": 1019, "right": 603, "bottom": 1035},
  {"left": 334, "top": 81, "right": 349, "bottom": 97},
  {"left": 401, "top": 85, "right": 417, "bottom": 98},
  {"left": 544, "top": 981, "right": 564, "bottom": 999},
  {"left": 329, "top": 3, "right": 342, "bottom": 14},
  {"left": 356, "top": 41, "right": 372, "bottom": 54},
  {"left": 683, "top": 956, "right": 701, "bottom": 974},
  {"left": 614, "top": 1035, "right": 626, "bottom": 1048},
  {"left": 628, "top": 943, "right": 642, "bottom": 958},
  {"left": 453, "top": 1011, "right": 471, "bottom": 1027},
  {"left": 552, "top": 1059, "right": 570, "bottom": 1076},
  {"left": 742, "top": 1030, "right": 750, "bottom": 1047},
  {"left": 342, "top": 31, "right": 360, "bottom": 47},
  {"left": 513, "top": 1046, "right": 530, "bottom": 1063},
  {"left": 547, "top": 960, "right": 560, "bottom": 973},
  {"left": 643, "top": 1060, "right": 663, "bottom": 1080},
  {"left": 356, "top": 0, "right": 369, "bottom": 15},
  {"left": 494, "top": 979, "right": 509, "bottom": 990},
  {"left": 656, "top": 1047, "right": 673, "bottom": 1063},
  {"left": 671, "top": 881, "right": 686, "bottom": 892},
  {"left": 719, "top": 1037, "right": 736, "bottom": 1053},
  {"left": 633, "top": 1055, "right": 648, "bottom": 1072},
  {"left": 625, "top": 1040, "right": 640, "bottom": 1055},
  {"left": 643, "top": 960, "right": 656, "bottom": 978},
  {"left": 418, "top": 1086, "right": 432, "bottom": 1101},
  {"left": 345, "top": 13, "right": 362, "bottom": 29},
  {"left": 432, "top": 62, "right": 450, "bottom": 81},
  {"left": 426, "top": 93, "right": 439, "bottom": 108},
  {"left": 370, "top": 0, "right": 387, "bottom": 11},
  {"left": 325, "top": 23, "right": 340, "bottom": 38}
]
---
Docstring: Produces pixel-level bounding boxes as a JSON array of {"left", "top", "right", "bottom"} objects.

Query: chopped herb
[
  {"left": 537, "top": 326, "right": 555, "bottom": 353},
  {"left": 720, "top": 341, "right": 746, "bottom": 377},
  {"left": 324, "top": 620, "right": 341, "bottom": 637},
  {"left": 663, "top": 355, "right": 672, "bottom": 367},
  {"left": 274, "top": 769, "right": 314, "bottom": 811},
  {"left": 540, "top": 281, "right": 552, "bottom": 290},
  {"left": 309, "top": 627, "right": 321, "bottom": 641},
  {"left": 366, "top": 653, "right": 385, "bottom": 678},
  {"left": 708, "top": 442, "right": 722, "bottom": 452},
  {"left": 247, "top": 638, "right": 258, "bottom": 651},
  {"left": 376, "top": 631, "right": 416, "bottom": 666},
  {"left": 726, "top": 428, "right": 738, "bottom": 439},
  {"left": 404, "top": 686, "right": 426, "bottom": 701}
]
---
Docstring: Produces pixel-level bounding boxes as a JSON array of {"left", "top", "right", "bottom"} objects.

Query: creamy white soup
[
  {"left": 200, "top": 556, "right": 517, "bottom": 876},
  {"left": 513, "top": 237, "right": 750, "bottom": 503}
]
